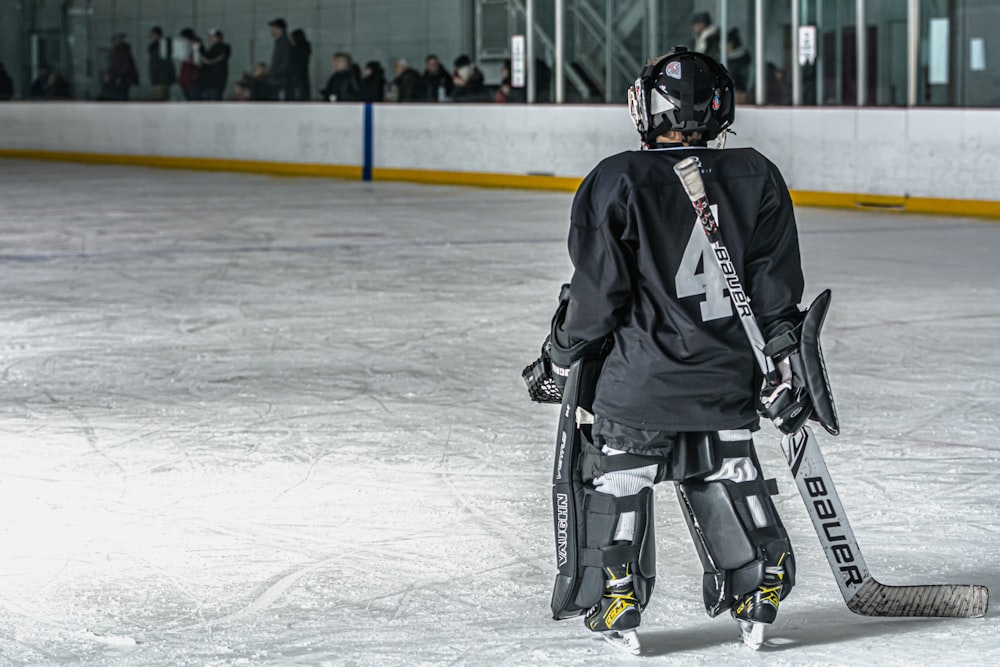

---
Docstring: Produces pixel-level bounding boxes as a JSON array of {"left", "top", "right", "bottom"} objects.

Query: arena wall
[{"left": 0, "top": 103, "right": 997, "bottom": 218}]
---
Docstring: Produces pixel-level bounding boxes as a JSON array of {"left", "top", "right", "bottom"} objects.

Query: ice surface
[{"left": 0, "top": 160, "right": 997, "bottom": 665}]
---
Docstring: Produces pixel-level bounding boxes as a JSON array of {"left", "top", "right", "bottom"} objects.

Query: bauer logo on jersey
[{"left": 665, "top": 61, "right": 682, "bottom": 80}]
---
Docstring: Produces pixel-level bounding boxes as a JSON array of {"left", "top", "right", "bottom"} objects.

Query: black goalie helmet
[{"left": 627, "top": 46, "right": 735, "bottom": 144}]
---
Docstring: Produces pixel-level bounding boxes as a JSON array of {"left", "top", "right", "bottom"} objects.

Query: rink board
[{"left": 0, "top": 102, "right": 997, "bottom": 217}]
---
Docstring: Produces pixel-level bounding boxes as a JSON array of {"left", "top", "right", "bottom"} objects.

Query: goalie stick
[{"left": 672, "top": 155, "right": 989, "bottom": 618}]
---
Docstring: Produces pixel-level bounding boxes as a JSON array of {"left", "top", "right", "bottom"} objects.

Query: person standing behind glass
[
  {"left": 359, "top": 61, "right": 386, "bottom": 103},
  {"left": 0, "top": 62, "right": 13, "bottom": 100},
  {"left": 691, "top": 12, "right": 721, "bottom": 62},
  {"left": 422, "top": 54, "right": 453, "bottom": 102},
  {"left": 268, "top": 18, "right": 293, "bottom": 101},
  {"left": 30, "top": 64, "right": 50, "bottom": 99},
  {"left": 99, "top": 34, "right": 139, "bottom": 101},
  {"left": 290, "top": 29, "right": 312, "bottom": 101},
  {"left": 726, "top": 28, "right": 752, "bottom": 104},
  {"left": 175, "top": 28, "right": 201, "bottom": 100},
  {"left": 148, "top": 27, "right": 174, "bottom": 101},
  {"left": 198, "top": 29, "right": 231, "bottom": 101}
]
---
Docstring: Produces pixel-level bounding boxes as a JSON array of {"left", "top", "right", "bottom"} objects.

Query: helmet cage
[{"left": 627, "top": 79, "right": 648, "bottom": 137}]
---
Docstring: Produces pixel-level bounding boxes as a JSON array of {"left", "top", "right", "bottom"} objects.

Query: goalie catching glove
[
  {"left": 522, "top": 284, "right": 611, "bottom": 403},
  {"left": 760, "top": 290, "right": 840, "bottom": 436}
]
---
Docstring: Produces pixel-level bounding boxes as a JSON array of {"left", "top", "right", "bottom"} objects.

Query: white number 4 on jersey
[{"left": 675, "top": 208, "right": 733, "bottom": 322}]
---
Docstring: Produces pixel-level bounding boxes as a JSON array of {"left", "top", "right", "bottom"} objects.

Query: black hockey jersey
[{"left": 563, "top": 145, "right": 804, "bottom": 432}]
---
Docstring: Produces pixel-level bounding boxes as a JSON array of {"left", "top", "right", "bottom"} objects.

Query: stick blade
[
  {"left": 673, "top": 156, "right": 705, "bottom": 201},
  {"left": 847, "top": 579, "right": 989, "bottom": 618}
]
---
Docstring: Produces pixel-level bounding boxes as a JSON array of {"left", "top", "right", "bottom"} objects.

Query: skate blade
[
  {"left": 738, "top": 620, "right": 766, "bottom": 650},
  {"left": 600, "top": 629, "right": 641, "bottom": 655}
]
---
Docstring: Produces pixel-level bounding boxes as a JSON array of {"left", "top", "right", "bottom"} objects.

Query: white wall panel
[
  {"left": 372, "top": 104, "right": 638, "bottom": 177},
  {"left": 0, "top": 103, "right": 997, "bottom": 203},
  {"left": 732, "top": 107, "right": 1000, "bottom": 201},
  {"left": 0, "top": 102, "right": 365, "bottom": 166}
]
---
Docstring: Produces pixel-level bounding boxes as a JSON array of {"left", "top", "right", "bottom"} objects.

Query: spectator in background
[
  {"left": 290, "top": 28, "right": 312, "bottom": 100},
  {"left": 321, "top": 52, "right": 360, "bottom": 102},
  {"left": 0, "top": 62, "right": 13, "bottom": 100},
  {"left": 422, "top": 54, "right": 452, "bottom": 102},
  {"left": 495, "top": 58, "right": 525, "bottom": 103},
  {"left": 533, "top": 57, "right": 553, "bottom": 102},
  {"left": 691, "top": 11, "right": 721, "bottom": 61},
  {"left": 451, "top": 55, "right": 489, "bottom": 103},
  {"left": 175, "top": 28, "right": 201, "bottom": 100},
  {"left": 99, "top": 34, "right": 139, "bottom": 100},
  {"left": 198, "top": 29, "right": 231, "bottom": 100},
  {"left": 359, "top": 61, "right": 386, "bottom": 102},
  {"left": 233, "top": 62, "right": 276, "bottom": 101},
  {"left": 46, "top": 70, "right": 71, "bottom": 99},
  {"left": 30, "top": 64, "right": 50, "bottom": 99},
  {"left": 268, "top": 18, "right": 293, "bottom": 100},
  {"left": 726, "top": 28, "right": 751, "bottom": 104},
  {"left": 389, "top": 58, "right": 425, "bottom": 102},
  {"left": 148, "top": 26, "right": 174, "bottom": 101},
  {"left": 765, "top": 62, "right": 790, "bottom": 105}
]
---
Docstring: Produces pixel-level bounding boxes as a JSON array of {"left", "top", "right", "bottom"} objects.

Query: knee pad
[{"left": 676, "top": 431, "right": 796, "bottom": 617}]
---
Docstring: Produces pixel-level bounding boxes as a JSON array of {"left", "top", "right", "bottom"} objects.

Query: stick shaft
[{"left": 673, "top": 157, "right": 770, "bottom": 374}]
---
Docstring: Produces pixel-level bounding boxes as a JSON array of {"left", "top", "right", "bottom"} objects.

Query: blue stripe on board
[{"left": 363, "top": 103, "right": 373, "bottom": 182}]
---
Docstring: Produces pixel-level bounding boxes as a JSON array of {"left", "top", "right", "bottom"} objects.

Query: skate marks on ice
[
  {"left": 0, "top": 162, "right": 998, "bottom": 664},
  {"left": 0, "top": 164, "right": 566, "bottom": 664},
  {"left": 633, "top": 604, "right": 987, "bottom": 659}
]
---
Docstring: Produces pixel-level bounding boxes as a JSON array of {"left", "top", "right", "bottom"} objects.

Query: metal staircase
[
  {"left": 572, "top": 0, "right": 644, "bottom": 101},
  {"left": 474, "top": 0, "right": 650, "bottom": 102}
]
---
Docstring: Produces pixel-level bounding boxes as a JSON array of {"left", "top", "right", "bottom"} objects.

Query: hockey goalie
[{"left": 522, "top": 45, "right": 987, "bottom": 656}]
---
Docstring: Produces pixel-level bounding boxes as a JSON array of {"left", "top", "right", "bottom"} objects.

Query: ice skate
[
  {"left": 586, "top": 564, "right": 642, "bottom": 655},
  {"left": 732, "top": 558, "right": 787, "bottom": 650}
]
